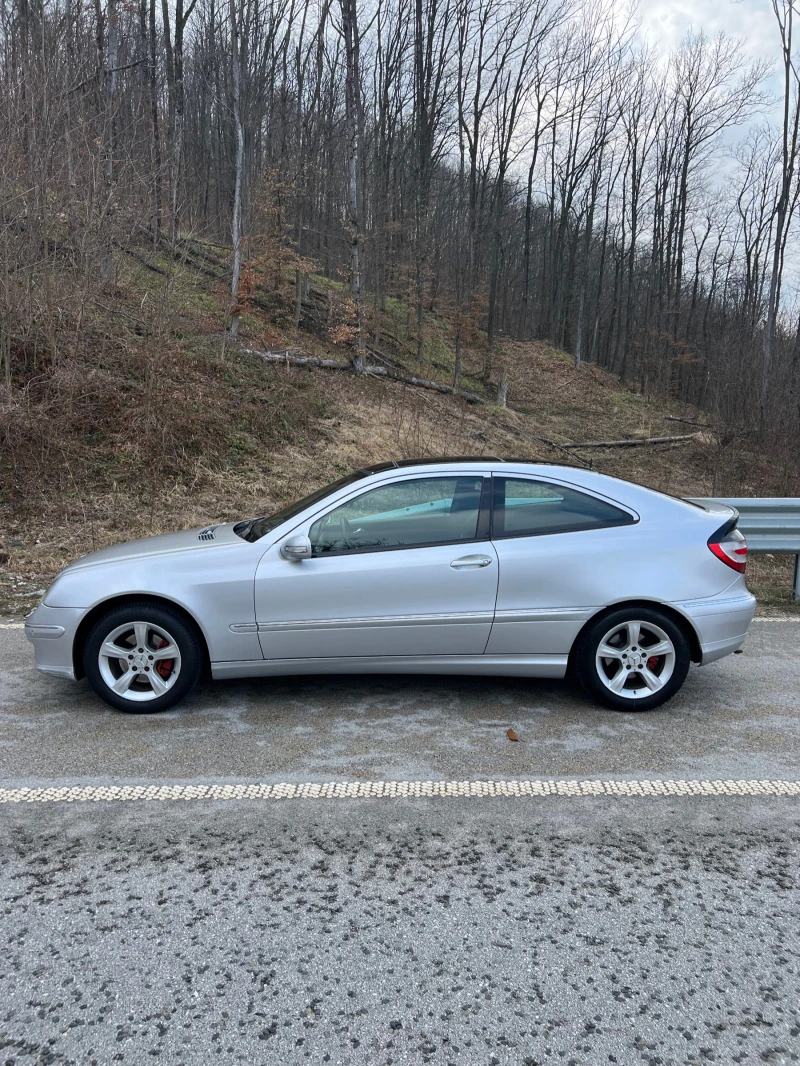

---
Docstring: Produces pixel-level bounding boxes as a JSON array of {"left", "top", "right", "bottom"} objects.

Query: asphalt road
[
  {"left": 1, "top": 622, "right": 799, "bottom": 784},
  {"left": 2, "top": 799, "right": 799, "bottom": 1066},
  {"left": 1, "top": 621, "right": 799, "bottom": 1066}
]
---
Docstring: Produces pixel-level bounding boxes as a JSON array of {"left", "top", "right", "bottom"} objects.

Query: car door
[
  {"left": 255, "top": 473, "right": 499, "bottom": 659},
  {"left": 485, "top": 474, "right": 639, "bottom": 656}
]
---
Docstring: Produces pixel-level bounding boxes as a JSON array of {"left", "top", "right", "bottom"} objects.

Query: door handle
[{"left": 450, "top": 554, "right": 493, "bottom": 569}]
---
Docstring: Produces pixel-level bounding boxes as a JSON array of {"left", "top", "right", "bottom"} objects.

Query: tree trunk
[
  {"left": 99, "top": 0, "right": 118, "bottom": 282},
  {"left": 228, "top": 0, "right": 244, "bottom": 339},
  {"left": 340, "top": 0, "right": 365, "bottom": 373},
  {"left": 148, "top": 0, "right": 162, "bottom": 243},
  {"left": 762, "top": 1, "right": 800, "bottom": 440}
]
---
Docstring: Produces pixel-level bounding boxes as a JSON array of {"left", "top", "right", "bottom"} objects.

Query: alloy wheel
[
  {"left": 594, "top": 618, "right": 676, "bottom": 700},
  {"left": 97, "top": 620, "right": 182, "bottom": 703}
]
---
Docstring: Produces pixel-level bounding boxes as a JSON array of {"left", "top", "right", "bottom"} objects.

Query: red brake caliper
[
  {"left": 646, "top": 656, "right": 658, "bottom": 670},
  {"left": 154, "top": 638, "right": 174, "bottom": 679}
]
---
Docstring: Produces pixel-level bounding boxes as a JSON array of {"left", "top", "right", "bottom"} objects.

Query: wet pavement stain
[{"left": 1, "top": 800, "right": 798, "bottom": 1066}]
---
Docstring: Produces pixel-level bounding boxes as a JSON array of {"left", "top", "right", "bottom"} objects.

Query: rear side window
[
  {"left": 310, "top": 476, "right": 484, "bottom": 554},
  {"left": 493, "top": 477, "right": 634, "bottom": 539}
]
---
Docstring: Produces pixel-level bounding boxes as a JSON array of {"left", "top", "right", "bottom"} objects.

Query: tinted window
[
  {"left": 493, "top": 477, "right": 633, "bottom": 538},
  {"left": 310, "top": 477, "right": 484, "bottom": 554}
]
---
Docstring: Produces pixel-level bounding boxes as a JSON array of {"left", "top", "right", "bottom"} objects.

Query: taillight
[{"left": 708, "top": 525, "right": 747, "bottom": 573}]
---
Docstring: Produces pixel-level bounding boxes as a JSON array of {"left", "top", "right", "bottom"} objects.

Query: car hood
[{"left": 63, "top": 523, "right": 243, "bottom": 572}]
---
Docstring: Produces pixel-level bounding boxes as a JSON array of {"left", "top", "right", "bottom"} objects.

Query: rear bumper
[
  {"left": 677, "top": 590, "right": 757, "bottom": 665},
  {"left": 25, "top": 603, "right": 84, "bottom": 680}
]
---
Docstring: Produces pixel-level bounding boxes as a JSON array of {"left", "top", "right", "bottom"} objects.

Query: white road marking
[
  {"left": 0, "top": 623, "right": 24, "bottom": 629},
  {"left": 0, "top": 779, "right": 798, "bottom": 804}
]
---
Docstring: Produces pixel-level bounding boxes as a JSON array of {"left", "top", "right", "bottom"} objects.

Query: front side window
[
  {"left": 310, "top": 476, "right": 484, "bottom": 555},
  {"left": 493, "top": 477, "right": 634, "bottom": 539},
  {"left": 236, "top": 471, "right": 371, "bottom": 542}
]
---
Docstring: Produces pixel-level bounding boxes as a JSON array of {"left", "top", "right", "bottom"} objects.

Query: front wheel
[
  {"left": 83, "top": 602, "right": 202, "bottom": 713},
  {"left": 574, "top": 608, "right": 691, "bottom": 712}
]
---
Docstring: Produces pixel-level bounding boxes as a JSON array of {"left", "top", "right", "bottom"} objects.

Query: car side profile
[{"left": 26, "top": 459, "right": 756, "bottom": 713}]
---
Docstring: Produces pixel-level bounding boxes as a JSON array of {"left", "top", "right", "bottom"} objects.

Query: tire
[
  {"left": 83, "top": 601, "right": 203, "bottom": 713},
  {"left": 574, "top": 607, "right": 691, "bottom": 712}
]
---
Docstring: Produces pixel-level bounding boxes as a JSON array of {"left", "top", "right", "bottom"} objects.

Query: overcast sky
[
  {"left": 636, "top": 0, "right": 778, "bottom": 67},
  {"left": 631, "top": 0, "right": 783, "bottom": 130},
  {"left": 634, "top": 0, "right": 800, "bottom": 292}
]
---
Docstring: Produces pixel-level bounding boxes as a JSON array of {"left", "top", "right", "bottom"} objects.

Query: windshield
[{"left": 234, "top": 470, "right": 371, "bottom": 542}]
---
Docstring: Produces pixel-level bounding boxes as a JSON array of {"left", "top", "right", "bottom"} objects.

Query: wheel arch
[
  {"left": 569, "top": 600, "right": 702, "bottom": 668},
  {"left": 72, "top": 594, "right": 212, "bottom": 679}
]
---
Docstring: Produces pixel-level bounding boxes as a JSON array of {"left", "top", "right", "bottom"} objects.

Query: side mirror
[{"left": 280, "top": 534, "right": 312, "bottom": 561}]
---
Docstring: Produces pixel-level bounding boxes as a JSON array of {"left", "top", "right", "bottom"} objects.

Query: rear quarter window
[{"left": 493, "top": 477, "right": 635, "bottom": 538}]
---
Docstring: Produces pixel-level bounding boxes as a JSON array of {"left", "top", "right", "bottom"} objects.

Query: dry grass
[{"left": 747, "top": 554, "right": 800, "bottom": 613}]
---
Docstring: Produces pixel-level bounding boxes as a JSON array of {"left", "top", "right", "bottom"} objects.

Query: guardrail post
[{"left": 795, "top": 555, "right": 800, "bottom": 602}]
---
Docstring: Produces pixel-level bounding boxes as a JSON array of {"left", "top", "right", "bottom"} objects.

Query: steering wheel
[{"left": 337, "top": 515, "right": 354, "bottom": 550}]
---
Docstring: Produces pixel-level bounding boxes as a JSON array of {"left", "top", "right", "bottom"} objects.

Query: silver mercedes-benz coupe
[{"left": 26, "top": 458, "right": 755, "bottom": 713}]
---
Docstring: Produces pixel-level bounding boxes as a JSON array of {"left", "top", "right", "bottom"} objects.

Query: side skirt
[{"left": 210, "top": 654, "right": 569, "bottom": 681}]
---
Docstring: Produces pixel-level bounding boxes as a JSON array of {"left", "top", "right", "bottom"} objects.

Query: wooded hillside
[{"left": 3, "top": 0, "right": 800, "bottom": 449}]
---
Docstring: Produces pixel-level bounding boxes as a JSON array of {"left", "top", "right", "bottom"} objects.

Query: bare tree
[
  {"left": 339, "top": 0, "right": 365, "bottom": 371},
  {"left": 763, "top": 0, "right": 800, "bottom": 438},
  {"left": 228, "top": 0, "right": 245, "bottom": 338},
  {"left": 161, "top": 0, "right": 200, "bottom": 235},
  {"left": 412, "top": 0, "right": 456, "bottom": 363}
]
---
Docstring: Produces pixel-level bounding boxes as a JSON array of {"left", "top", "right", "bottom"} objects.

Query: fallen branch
[
  {"left": 477, "top": 417, "right": 593, "bottom": 468},
  {"left": 242, "top": 347, "right": 352, "bottom": 372},
  {"left": 174, "top": 249, "right": 226, "bottom": 279},
  {"left": 364, "top": 364, "right": 486, "bottom": 405},
  {"left": 176, "top": 236, "right": 226, "bottom": 268},
  {"left": 115, "top": 243, "right": 168, "bottom": 276},
  {"left": 532, "top": 436, "right": 594, "bottom": 468},
  {"left": 664, "top": 414, "right": 715, "bottom": 429},
  {"left": 243, "top": 346, "right": 487, "bottom": 403},
  {"left": 561, "top": 433, "right": 699, "bottom": 449},
  {"left": 175, "top": 234, "right": 232, "bottom": 252},
  {"left": 365, "top": 344, "right": 407, "bottom": 370},
  {"left": 132, "top": 226, "right": 226, "bottom": 278}
]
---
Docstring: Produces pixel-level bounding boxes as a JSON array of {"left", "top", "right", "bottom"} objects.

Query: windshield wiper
[{"left": 233, "top": 517, "right": 261, "bottom": 542}]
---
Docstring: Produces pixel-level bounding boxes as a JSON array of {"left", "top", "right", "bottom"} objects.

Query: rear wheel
[
  {"left": 83, "top": 602, "right": 202, "bottom": 713},
  {"left": 574, "top": 607, "right": 690, "bottom": 712}
]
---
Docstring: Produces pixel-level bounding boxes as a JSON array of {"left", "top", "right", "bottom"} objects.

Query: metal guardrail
[{"left": 691, "top": 498, "right": 800, "bottom": 600}]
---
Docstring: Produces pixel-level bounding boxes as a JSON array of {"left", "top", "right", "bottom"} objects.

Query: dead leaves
[{"left": 507, "top": 728, "right": 519, "bottom": 742}]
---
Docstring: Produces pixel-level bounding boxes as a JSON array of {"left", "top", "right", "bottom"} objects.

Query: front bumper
[
  {"left": 677, "top": 590, "right": 757, "bottom": 665},
  {"left": 25, "top": 603, "right": 85, "bottom": 680}
]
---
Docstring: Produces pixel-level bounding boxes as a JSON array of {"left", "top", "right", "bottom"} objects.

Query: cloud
[{"left": 635, "top": 0, "right": 777, "bottom": 65}]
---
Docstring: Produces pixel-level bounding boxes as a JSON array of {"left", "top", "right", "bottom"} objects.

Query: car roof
[
  {"left": 361, "top": 456, "right": 587, "bottom": 473},
  {"left": 362, "top": 457, "right": 500, "bottom": 472}
]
